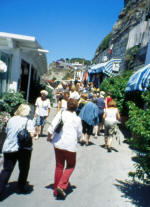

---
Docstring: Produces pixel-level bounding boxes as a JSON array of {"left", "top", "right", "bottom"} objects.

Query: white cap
[{"left": 100, "top": 91, "right": 105, "bottom": 98}]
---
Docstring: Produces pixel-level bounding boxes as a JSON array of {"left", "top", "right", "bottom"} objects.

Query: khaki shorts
[{"left": 104, "top": 120, "right": 117, "bottom": 137}]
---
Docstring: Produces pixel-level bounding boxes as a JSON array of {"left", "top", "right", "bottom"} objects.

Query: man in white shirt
[{"left": 34, "top": 90, "right": 51, "bottom": 139}]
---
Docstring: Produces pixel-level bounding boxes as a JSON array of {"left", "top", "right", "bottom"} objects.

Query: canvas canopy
[
  {"left": 125, "top": 64, "right": 150, "bottom": 92},
  {"left": 88, "top": 59, "right": 121, "bottom": 76}
]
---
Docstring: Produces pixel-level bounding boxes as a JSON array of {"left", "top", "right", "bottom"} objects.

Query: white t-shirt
[
  {"left": 70, "top": 91, "right": 80, "bottom": 100},
  {"left": 60, "top": 99, "right": 67, "bottom": 111},
  {"left": 3, "top": 116, "right": 35, "bottom": 153},
  {"left": 35, "top": 97, "right": 51, "bottom": 117},
  {"left": 104, "top": 108, "right": 118, "bottom": 123},
  {"left": 48, "top": 110, "right": 82, "bottom": 152}
]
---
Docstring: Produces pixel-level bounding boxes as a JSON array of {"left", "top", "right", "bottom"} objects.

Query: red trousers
[{"left": 53, "top": 148, "right": 76, "bottom": 195}]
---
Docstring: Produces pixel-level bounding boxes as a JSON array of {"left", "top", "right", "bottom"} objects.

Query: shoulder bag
[{"left": 17, "top": 119, "right": 32, "bottom": 149}]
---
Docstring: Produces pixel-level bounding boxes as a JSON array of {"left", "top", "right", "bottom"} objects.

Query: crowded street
[
  {"left": 0, "top": 107, "right": 144, "bottom": 207},
  {"left": 1, "top": 1, "right": 150, "bottom": 206}
]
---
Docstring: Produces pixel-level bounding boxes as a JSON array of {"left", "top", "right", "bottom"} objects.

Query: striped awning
[
  {"left": 125, "top": 64, "right": 150, "bottom": 92},
  {"left": 88, "top": 59, "right": 121, "bottom": 76}
]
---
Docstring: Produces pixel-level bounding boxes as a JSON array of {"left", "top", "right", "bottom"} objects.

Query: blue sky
[{"left": 1, "top": 0, "right": 123, "bottom": 65}]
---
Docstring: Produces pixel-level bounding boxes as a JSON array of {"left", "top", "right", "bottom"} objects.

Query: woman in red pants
[{"left": 47, "top": 99, "right": 82, "bottom": 198}]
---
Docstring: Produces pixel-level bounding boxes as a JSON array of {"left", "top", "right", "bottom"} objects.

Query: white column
[
  {"left": 26, "top": 63, "right": 32, "bottom": 102},
  {"left": 8, "top": 48, "right": 21, "bottom": 92}
]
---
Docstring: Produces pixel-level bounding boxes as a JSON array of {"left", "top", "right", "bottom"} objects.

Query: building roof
[{"left": 0, "top": 32, "right": 48, "bottom": 75}]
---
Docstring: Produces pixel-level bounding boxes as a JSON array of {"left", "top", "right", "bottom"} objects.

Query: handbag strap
[
  {"left": 60, "top": 109, "right": 64, "bottom": 121},
  {"left": 25, "top": 119, "right": 29, "bottom": 130},
  {"left": 17, "top": 118, "right": 28, "bottom": 134}
]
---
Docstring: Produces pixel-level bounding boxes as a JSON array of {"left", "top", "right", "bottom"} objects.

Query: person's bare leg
[
  {"left": 41, "top": 125, "right": 44, "bottom": 135},
  {"left": 35, "top": 126, "right": 40, "bottom": 139},
  {"left": 94, "top": 126, "right": 98, "bottom": 138},
  {"left": 107, "top": 137, "right": 113, "bottom": 149},
  {"left": 99, "top": 122, "right": 104, "bottom": 132},
  {"left": 107, "top": 137, "right": 113, "bottom": 152},
  {"left": 80, "top": 133, "right": 86, "bottom": 144},
  {"left": 86, "top": 134, "right": 90, "bottom": 146},
  {"left": 104, "top": 137, "right": 108, "bottom": 149}
]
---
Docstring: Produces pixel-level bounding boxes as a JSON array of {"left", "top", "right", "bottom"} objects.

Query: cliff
[{"left": 93, "top": 0, "right": 150, "bottom": 71}]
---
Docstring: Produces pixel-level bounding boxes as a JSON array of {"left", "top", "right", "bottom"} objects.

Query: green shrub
[
  {"left": 100, "top": 70, "right": 150, "bottom": 183},
  {"left": 100, "top": 71, "right": 133, "bottom": 114},
  {"left": 0, "top": 111, "right": 11, "bottom": 132},
  {"left": 125, "top": 45, "right": 140, "bottom": 70},
  {"left": 126, "top": 96, "right": 150, "bottom": 183},
  {"left": 2, "top": 90, "right": 27, "bottom": 116},
  {"left": 92, "top": 32, "right": 112, "bottom": 63},
  {"left": 52, "top": 77, "right": 57, "bottom": 81},
  {"left": 97, "top": 33, "right": 112, "bottom": 53}
]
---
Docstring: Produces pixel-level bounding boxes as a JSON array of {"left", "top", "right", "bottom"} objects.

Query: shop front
[
  {"left": 87, "top": 59, "right": 121, "bottom": 88},
  {"left": 0, "top": 32, "right": 48, "bottom": 101}
]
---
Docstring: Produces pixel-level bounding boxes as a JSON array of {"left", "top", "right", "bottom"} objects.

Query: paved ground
[{"left": 0, "top": 108, "right": 149, "bottom": 207}]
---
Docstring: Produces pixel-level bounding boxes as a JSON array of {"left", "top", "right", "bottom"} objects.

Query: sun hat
[{"left": 40, "top": 90, "right": 48, "bottom": 96}]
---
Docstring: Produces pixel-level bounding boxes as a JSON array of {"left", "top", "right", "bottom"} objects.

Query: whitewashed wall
[
  {"left": 127, "top": 21, "right": 150, "bottom": 49},
  {"left": 8, "top": 48, "right": 21, "bottom": 92}
]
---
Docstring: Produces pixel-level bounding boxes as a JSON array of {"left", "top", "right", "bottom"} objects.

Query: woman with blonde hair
[
  {"left": 103, "top": 100, "right": 120, "bottom": 152},
  {"left": 0, "top": 104, "right": 35, "bottom": 195}
]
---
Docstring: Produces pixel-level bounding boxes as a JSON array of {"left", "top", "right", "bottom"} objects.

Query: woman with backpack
[{"left": 0, "top": 104, "right": 35, "bottom": 196}]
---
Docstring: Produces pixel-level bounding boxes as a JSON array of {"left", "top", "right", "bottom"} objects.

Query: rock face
[
  {"left": 124, "top": 0, "right": 140, "bottom": 7},
  {"left": 93, "top": 0, "right": 150, "bottom": 71}
]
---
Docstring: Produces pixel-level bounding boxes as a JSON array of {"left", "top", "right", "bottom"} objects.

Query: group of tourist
[{"left": 0, "top": 79, "right": 120, "bottom": 200}]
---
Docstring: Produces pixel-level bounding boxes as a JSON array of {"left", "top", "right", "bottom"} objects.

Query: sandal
[{"left": 56, "top": 187, "right": 66, "bottom": 198}]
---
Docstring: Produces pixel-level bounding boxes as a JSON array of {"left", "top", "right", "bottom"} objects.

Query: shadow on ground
[
  {"left": 100, "top": 145, "right": 119, "bottom": 152},
  {"left": 119, "top": 125, "right": 131, "bottom": 140},
  {"left": 0, "top": 181, "right": 34, "bottom": 201},
  {"left": 45, "top": 183, "right": 77, "bottom": 200},
  {"left": 114, "top": 179, "right": 150, "bottom": 207},
  {"left": 79, "top": 141, "right": 95, "bottom": 147}
]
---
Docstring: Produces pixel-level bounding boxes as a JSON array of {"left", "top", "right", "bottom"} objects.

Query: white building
[{"left": 0, "top": 32, "right": 48, "bottom": 102}]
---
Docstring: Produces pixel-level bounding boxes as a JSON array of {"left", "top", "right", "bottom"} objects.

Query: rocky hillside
[
  {"left": 93, "top": 0, "right": 150, "bottom": 71},
  {"left": 41, "top": 62, "right": 74, "bottom": 82}
]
